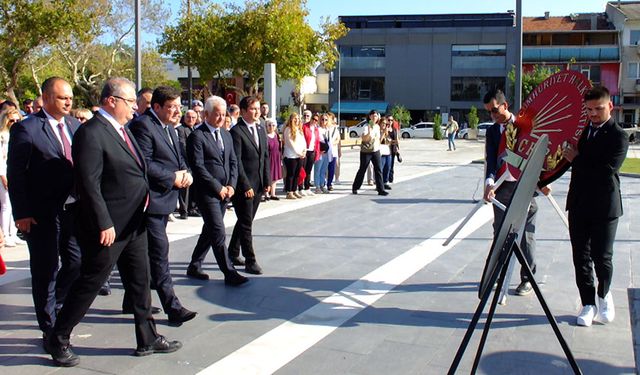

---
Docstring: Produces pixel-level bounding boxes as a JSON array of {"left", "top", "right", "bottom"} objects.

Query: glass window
[
  {"left": 450, "top": 77, "right": 505, "bottom": 101},
  {"left": 451, "top": 45, "right": 506, "bottom": 69},
  {"left": 340, "top": 45, "right": 385, "bottom": 58},
  {"left": 631, "top": 30, "right": 640, "bottom": 45},
  {"left": 340, "top": 77, "right": 385, "bottom": 101},
  {"left": 628, "top": 62, "right": 640, "bottom": 79}
]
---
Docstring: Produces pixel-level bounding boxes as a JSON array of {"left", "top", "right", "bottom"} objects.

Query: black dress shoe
[
  {"left": 178, "top": 213, "right": 188, "bottom": 220},
  {"left": 188, "top": 210, "right": 201, "bottom": 217},
  {"left": 42, "top": 332, "right": 49, "bottom": 354},
  {"left": 270, "top": 195, "right": 280, "bottom": 201},
  {"left": 123, "top": 306, "right": 162, "bottom": 315},
  {"left": 352, "top": 189, "right": 358, "bottom": 195},
  {"left": 47, "top": 340, "right": 80, "bottom": 367},
  {"left": 186, "top": 267, "right": 209, "bottom": 280},
  {"left": 98, "top": 284, "right": 111, "bottom": 296},
  {"left": 378, "top": 190, "right": 389, "bottom": 196},
  {"left": 384, "top": 184, "right": 392, "bottom": 190},
  {"left": 135, "top": 335, "right": 182, "bottom": 357},
  {"left": 244, "top": 262, "right": 263, "bottom": 275},
  {"left": 168, "top": 307, "right": 197, "bottom": 325},
  {"left": 225, "top": 271, "right": 249, "bottom": 286},
  {"left": 230, "top": 257, "right": 245, "bottom": 266}
]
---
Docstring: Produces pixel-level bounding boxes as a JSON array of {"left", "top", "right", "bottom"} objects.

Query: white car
[
  {"left": 458, "top": 122, "right": 493, "bottom": 139},
  {"left": 348, "top": 120, "right": 369, "bottom": 138},
  {"left": 400, "top": 122, "right": 437, "bottom": 139}
]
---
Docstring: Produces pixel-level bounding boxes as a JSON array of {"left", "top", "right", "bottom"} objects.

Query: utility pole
[
  {"left": 135, "top": 0, "right": 141, "bottom": 89},
  {"left": 187, "top": 0, "right": 193, "bottom": 107},
  {"left": 514, "top": 0, "right": 523, "bottom": 112}
]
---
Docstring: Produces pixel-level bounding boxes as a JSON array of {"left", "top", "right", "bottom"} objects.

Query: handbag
[{"left": 360, "top": 128, "right": 375, "bottom": 153}]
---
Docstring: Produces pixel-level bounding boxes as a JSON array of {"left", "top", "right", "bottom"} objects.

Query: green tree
[
  {"left": 389, "top": 104, "right": 412, "bottom": 128},
  {"left": 0, "top": 0, "right": 97, "bottom": 103},
  {"left": 468, "top": 106, "right": 479, "bottom": 130},
  {"left": 433, "top": 113, "right": 443, "bottom": 140},
  {"left": 160, "top": 0, "right": 348, "bottom": 96},
  {"left": 508, "top": 64, "right": 560, "bottom": 102}
]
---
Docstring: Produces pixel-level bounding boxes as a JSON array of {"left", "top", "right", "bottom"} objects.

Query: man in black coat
[
  {"left": 228, "top": 96, "right": 271, "bottom": 274},
  {"left": 176, "top": 109, "right": 200, "bottom": 219},
  {"left": 129, "top": 86, "right": 196, "bottom": 325},
  {"left": 185, "top": 95, "right": 247, "bottom": 286},
  {"left": 563, "top": 86, "right": 629, "bottom": 327},
  {"left": 46, "top": 77, "right": 181, "bottom": 367},
  {"left": 7, "top": 77, "right": 81, "bottom": 342},
  {"left": 483, "top": 89, "right": 540, "bottom": 297}
]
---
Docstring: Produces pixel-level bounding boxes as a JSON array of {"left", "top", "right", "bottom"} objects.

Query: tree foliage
[
  {"left": 468, "top": 106, "right": 479, "bottom": 130},
  {"left": 159, "top": 0, "right": 348, "bottom": 96},
  {"left": 389, "top": 104, "right": 412, "bottom": 128},
  {"left": 508, "top": 64, "right": 560, "bottom": 102},
  {"left": 433, "top": 113, "right": 443, "bottom": 140}
]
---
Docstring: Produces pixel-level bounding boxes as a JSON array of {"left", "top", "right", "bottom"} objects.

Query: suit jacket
[
  {"left": 7, "top": 110, "right": 80, "bottom": 220},
  {"left": 484, "top": 122, "right": 502, "bottom": 182},
  {"left": 72, "top": 112, "right": 149, "bottom": 240},
  {"left": 229, "top": 117, "right": 271, "bottom": 194},
  {"left": 566, "top": 118, "right": 628, "bottom": 219},
  {"left": 187, "top": 125, "right": 237, "bottom": 201},
  {"left": 129, "top": 109, "right": 187, "bottom": 215},
  {"left": 176, "top": 124, "right": 194, "bottom": 167}
]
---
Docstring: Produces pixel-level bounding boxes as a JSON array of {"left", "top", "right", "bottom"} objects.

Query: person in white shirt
[{"left": 282, "top": 113, "right": 306, "bottom": 199}]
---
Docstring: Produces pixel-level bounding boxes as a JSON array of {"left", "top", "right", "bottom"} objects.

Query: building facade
[{"left": 329, "top": 13, "right": 519, "bottom": 125}]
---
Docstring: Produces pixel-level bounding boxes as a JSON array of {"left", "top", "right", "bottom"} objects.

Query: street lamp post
[{"left": 135, "top": 0, "right": 141, "bottom": 89}]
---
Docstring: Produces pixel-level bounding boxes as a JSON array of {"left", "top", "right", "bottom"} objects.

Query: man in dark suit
[
  {"left": 129, "top": 86, "right": 196, "bottom": 325},
  {"left": 7, "top": 77, "right": 81, "bottom": 343},
  {"left": 185, "top": 96, "right": 248, "bottom": 286},
  {"left": 176, "top": 109, "right": 200, "bottom": 219},
  {"left": 483, "top": 89, "right": 540, "bottom": 297},
  {"left": 563, "top": 86, "right": 628, "bottom": 327},
  {"left": 228, "top": 96, "right": 271, "bottom": 274},
  {"left": 45, "top": 77, "right": 181, "bottom": 367}
]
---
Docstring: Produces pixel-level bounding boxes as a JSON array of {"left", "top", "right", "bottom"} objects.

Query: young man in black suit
[
  {"left": 563, "top": 86, "right": 629, "bottom": 327},
  {"left": 45, "top": 77, "right": 181, "bottom": 367},
  {"left": 185, "top": 95, "right": 248, "bottom": 286},
  {"left": 228, "top": 96, "right": 271, "bottom": 274},
  {"left": 129, "top": 86, "right": 196, "bottom": 325},
  {"left": 483, "top": 89, "right": 540, "bottom": 297},
  {"left": 7, "top": 77, "right": 81, "bottom": 344}
]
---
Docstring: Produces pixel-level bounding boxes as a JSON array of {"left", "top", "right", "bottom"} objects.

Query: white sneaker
[
  {"left": 597, "top": 293, "right": 615, "bottom": 323},
  {"left": 306, "top": 190, "right": 315, "bottom": 196},
  {"left": 294, "top": 191, "right": 303, "bottom": 198},
  {"left": 577, "top": 305, "right": 597, "bottom": 327},
  {"left": 12, "top": 236, "right": 26, "bottom": 245}
]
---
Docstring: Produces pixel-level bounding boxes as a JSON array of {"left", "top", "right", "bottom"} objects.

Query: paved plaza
[{"left": 1, "top": 137, "right": 639, "bottom": 374}]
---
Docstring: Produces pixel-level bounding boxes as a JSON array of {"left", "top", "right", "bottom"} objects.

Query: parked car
[
  {"left": 400, "top": 122, "right": 439, "bottom": 139},
  {"left": 457, "top": 122, "right": 493, "bottom": 139},
  {"left": 348, "top": 120, "right": 369, "bottom": 138},
  {"left": 619, "top": 122, "right": 637, "bottom": 142}
]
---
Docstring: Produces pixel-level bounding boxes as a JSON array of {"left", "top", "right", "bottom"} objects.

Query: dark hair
[
  {"left": 584, "top": 86, "right": 610, "bottom": 102},
  {"left": 0, "top": 100, "right": 17, "bottom": 111},
  {"left": 239, "top": 96, "right": 260, "bottom": 111},
  {"left": 41, "top": 77, "right": 67, "bottom": 95},
  {"left": 368, "top": 109, "right": 379, "bottom": 116},
  {"left": 151, "top": 86, "right": 181, "bottom": 108},
  {"left": 22, "top": 99, "right": 33, "bottom": 106},
  {"left": 483, "top": 89, "right": 506, "bottom": 105},
  {"left": 137, "top": 87, "right": 153, "bottom": 98},
  {"left": 100, "top": 77, "right": 135, "bottom": 103}
]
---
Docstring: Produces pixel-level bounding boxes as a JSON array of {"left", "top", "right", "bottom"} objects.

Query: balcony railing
[
  {"left": 340, "top": 56, "right": 385, "bottom": 70},
  {"left": 523, "top": 46, "right": 619, "bottom": 63}
]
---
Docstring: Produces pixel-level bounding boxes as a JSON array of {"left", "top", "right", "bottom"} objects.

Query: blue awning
[{"left": 329, "top": 102, "right": 389, "bottom": 114}]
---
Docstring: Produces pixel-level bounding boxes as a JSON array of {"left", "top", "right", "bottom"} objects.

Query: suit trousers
[
  {"left": 189, "top": 198, "right": 234, "bottom": 276},
  {"left": 178, "top": 187, "right": 189, "bottom": 216},
  {"left": 132, "top": 213, "right": 182, "bottom": 314},
  {"left": 352, "top": 151, "right": 385, "bottom": 193},
  {"left": 492, "top": 181, "right": 537, "bottom": 283},
  {"left": 228, "top": 194, "right": 261, "bottom": 264},
  {"left": 25, "top": 206, "right": 81, "bottom": 333},
  {"left": 568, "top": 211, "right": 619, "bottom": 306},
  {"left": 51, "top": 227, "right": 158, "bottom": 348}
]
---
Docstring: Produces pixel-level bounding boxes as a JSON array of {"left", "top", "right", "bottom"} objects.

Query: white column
[{"left": 264, "top": 63, "right": 276, "bottom": 120}]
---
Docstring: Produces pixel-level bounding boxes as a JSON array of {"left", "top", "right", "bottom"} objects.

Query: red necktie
[
  {"left": 57, "top": 123, "right": 73, "bottom": 165},
  {"left": 120, "top": 127, "right": 141, "bottom": 167}
]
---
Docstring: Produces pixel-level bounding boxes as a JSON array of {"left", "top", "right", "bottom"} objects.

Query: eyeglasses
[
  {"left": 303, "top": 114, "right": 311, "bottom": 118},
  {"left": 486, "top": 104, "right": 503, "bottom": 114},
  {"left": 113, "top": 96, "right": 137, "bottom": 106}
]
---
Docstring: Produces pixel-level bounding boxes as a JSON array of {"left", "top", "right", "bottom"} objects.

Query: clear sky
[{"left": 164, "top": 0, "right": 611, "bottom": 33}]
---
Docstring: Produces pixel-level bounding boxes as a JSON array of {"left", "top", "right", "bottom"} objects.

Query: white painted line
[{"left": 198, "top": 205, "right": 493, "bottom": 375}]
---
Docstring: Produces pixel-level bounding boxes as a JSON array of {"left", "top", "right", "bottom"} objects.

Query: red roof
[{"left": 524, "top": 15, "right": 611, "bottom": 32}]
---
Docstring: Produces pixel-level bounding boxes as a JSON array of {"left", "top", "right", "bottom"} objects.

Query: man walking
[
  {"left": 563, "top": 86, "right": 628, "bottom": 327},
  {"left": 7, "top": 77, "right": 81, "bottom": 346},
  {"left": 46, "top": 77, "right": 181, "bottom": 367},
  {"left": 228, "top": 96, "right": 271, "bottom": 274},
  {"left": 129, "top": 86, "right": 197, "bottom": 325}
]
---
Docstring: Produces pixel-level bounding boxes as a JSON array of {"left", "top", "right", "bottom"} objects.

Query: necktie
[
  {"left": 164, "top": 126, "right": 174, "bottom": 146},
  {"left": 120, "top": 127, "right": 141, "bottom": 167},
  {"left": 588, "top": 126, "right": 598, "bottom": 140},
  {"left": 249, "top": 126, "right": 259, "bottom": 147},
  {"left": 57, "top": 123, "right": 73, "bottom": 165},
  {"left": 214, "top": 129, "right": 224, "bottom": 153}
]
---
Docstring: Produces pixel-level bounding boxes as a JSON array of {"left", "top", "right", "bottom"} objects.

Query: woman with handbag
[
  {"left": 379, "top": 118, "right": 393, "bottom": 190},
  {"left": 282, "top": 113, "right": 306, "bottom": 199},
  {"left": 352, "top": 110, "right": 388, "bottom": 196}
]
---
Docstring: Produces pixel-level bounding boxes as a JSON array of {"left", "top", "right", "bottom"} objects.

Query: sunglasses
[
  {"left": 75, "top": 117, "right": 87, "bottom": 121},
  {"left": 486, "top": 104, "right": 503, "bottom": 114}
]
